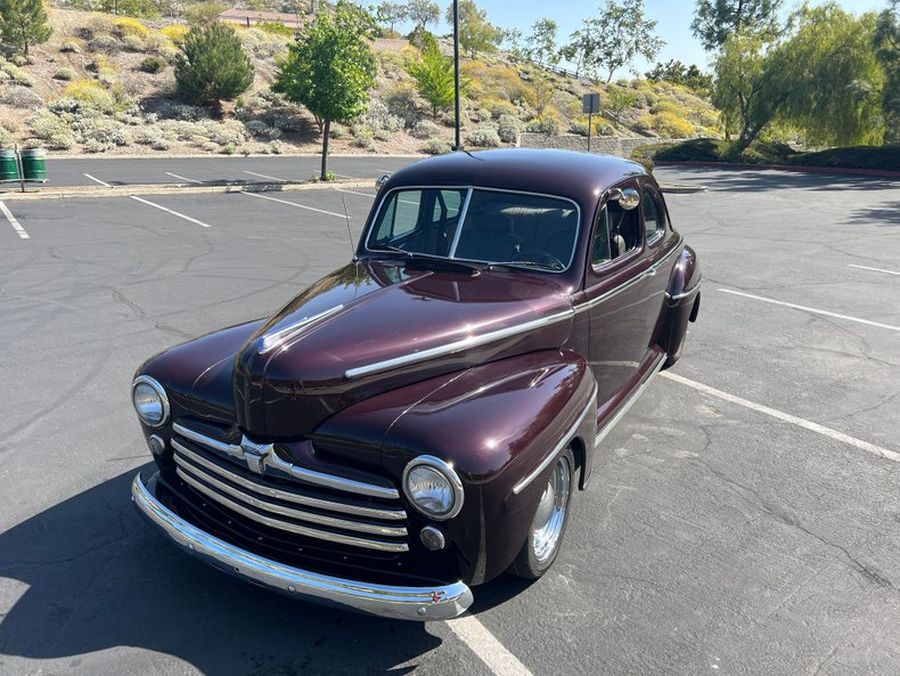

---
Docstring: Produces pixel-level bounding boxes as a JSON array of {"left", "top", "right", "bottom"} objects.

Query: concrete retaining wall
[{"left": 519, "top": 133, "right": 669, "bottom": 157}]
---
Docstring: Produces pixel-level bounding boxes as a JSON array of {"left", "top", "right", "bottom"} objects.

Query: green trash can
[
  {"left": 21, "top": 148, "right": 47, "bottom": 182},
  {"left": 0, "top": 149, "right": 19, "bottom": 182}
]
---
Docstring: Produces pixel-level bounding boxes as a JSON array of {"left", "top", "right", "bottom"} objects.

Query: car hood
[{"left": 233, "top": 260, "right": 575, "bottom": 439}]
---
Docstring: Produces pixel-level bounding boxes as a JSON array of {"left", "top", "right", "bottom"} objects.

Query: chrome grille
[{"left": 171, "top": 424, "right": 409, "bottom": 553}]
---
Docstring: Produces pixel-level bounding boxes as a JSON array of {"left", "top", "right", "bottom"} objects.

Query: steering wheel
[{"left": 515, "top": 250, "right": 566, "bottom": 271}]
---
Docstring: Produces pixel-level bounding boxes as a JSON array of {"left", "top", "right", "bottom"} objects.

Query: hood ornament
[{"left": 240, "top": 436, "right": 273, "bottom": 474}]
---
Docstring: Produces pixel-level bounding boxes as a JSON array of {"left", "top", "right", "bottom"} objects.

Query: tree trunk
[{"left": 320, "top": 118, "right": 331, "bottom": 180}]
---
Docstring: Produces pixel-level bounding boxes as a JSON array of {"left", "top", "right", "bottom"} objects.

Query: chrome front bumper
[{"left": 131, "top": 472, "right": 472, "bottom": 621}]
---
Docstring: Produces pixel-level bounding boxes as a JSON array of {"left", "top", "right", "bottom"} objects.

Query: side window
[
  {"left": 592, "top": 202, "right": 641, "bottom": 266},
  {"left": 592, "top": 207, "right": 612, "bottom": 265},
  {"left": 641, "top": 190, "right": 665, "bottom": 243},
  {"left": 392, "top": 190, "right": 423, "bottom": 238}
]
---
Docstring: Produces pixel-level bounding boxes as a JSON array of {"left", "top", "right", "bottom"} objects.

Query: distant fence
[{"left": 519, "top": 133, "right": 667, "bottom": 157}]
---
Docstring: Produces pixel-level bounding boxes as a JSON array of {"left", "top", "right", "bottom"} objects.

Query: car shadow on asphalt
[
  {"left": 0, "top": 466, "right": 445, "bottom": 673},
  {"left": 663, "top": 167, "right": 900, "bottom": 193}
]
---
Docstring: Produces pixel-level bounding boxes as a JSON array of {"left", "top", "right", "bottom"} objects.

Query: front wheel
[{"left": 508, "top": 448, "right": 574, "bottom": 580}]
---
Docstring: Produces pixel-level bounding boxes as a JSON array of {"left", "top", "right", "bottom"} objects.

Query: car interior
[{"left": 592, "top": 200, "right": 642, "bottom": 266}]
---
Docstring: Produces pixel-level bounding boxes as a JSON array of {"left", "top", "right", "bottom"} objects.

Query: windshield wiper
[
  {"left": 370, "top": 245, "right": 482, "bottom": 273},
  {"left": 488, "top": 260, "right": 564, "bottom": 272}
]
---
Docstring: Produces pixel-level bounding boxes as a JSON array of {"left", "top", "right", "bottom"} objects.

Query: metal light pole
[{"left": 453, "top": 0, "right": 461, "bottom": 150}]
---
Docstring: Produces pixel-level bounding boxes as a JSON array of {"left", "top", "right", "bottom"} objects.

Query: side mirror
[
  {"left": 375, "top": 174, "right": 390, "bottom": 189},
  {"left": 608, "top": 187, "right": 640, "bottom": 210}
]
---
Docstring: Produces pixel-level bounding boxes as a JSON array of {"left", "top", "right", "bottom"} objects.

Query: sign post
[{"left": 582, "top": 93, "right": 601, "bottom": 153}]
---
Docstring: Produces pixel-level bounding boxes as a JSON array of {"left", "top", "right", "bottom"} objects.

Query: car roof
[{"left": 382, "top": 149, "right": 648, "bottom": 207}]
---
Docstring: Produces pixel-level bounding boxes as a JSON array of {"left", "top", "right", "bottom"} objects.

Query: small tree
[
  {"left": 445, "top": 0, "right": 501, "bottom": 58},
  {"left": 175, "top": 23, "right": 254, "bottom": 113},
  {"left": 184, "top": 1, "right": 227, "bottom": 26},
  {"left": 274, "top": 2, "right": 377, "bottom": 179},
  {"left": 406, "top": 32, "right": 455, "bottom": 117},
  {"left": 580, "top": 0, "right": 664, "bottom": 84},
  {"left": 645, "top": 59, "right": 713, "bottom": 92},
  {"left": 0, "top": 0, "right": 52, "bottom": 56},
  {"left": 406, "top": 0, "right": 438, "bottom": 29},
  {"left": 692, "top": 0, "right": 783, "bottom": 51},
  {"left": 376, "top": 1, "right": 408, "bottom": 35},
  {"left": 526, "top": 18, "right": 560, "bottom": 67}
]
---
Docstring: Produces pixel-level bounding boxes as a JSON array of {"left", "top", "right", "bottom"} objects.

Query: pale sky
[{"left": 390, "top": 0, "right": 890, "bottom": 74}]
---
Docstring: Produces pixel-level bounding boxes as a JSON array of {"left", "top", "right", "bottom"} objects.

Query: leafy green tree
[
  {"left": 405, "top": 32, "right": 455, "bottom": 116},
  {"left": 525, "top": 18, "right": 559, "bottom": 67},
  {"left": 692, "top": 0, "right": 782, "bottom": 51},
  {"left": 875, "top": 0, "right": 899, "bottom": 143},
  {"left": 500, "top": 27, "right": 525, "bottom": 60},
  {"left": 579, "top": 0, "right": 664, "bottom": 84},
  {"left": 559, "top": 29, "right": 591, "bottom": 78},
  {"left": 376, "top": 1, "right": 408, "bottom": 35},
  {"left": 274, "top": 2, "right": 377, "bottom": 179},
  {"left": 0, "top": 0, "right": 52, "bottom": 56},
  {"left": 645, "top": 60, "right": 713, "bottom": 92},
  {"left": 175, "top": 23, "right": 254, "bottom": 113},
  {"left": 406, "top": 0, "right": 438, "bottom": 29},
  {"left": 446, "top": 0, "right": 501, "bottom": 57},
  {"left": 714, "top": 4, "right": 884, "bottom": 154}
]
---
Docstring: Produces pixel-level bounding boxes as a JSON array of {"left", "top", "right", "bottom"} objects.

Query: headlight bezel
[
  {"left": 402, "top": 455, "right": 464, "bottom": 521},
  {"left": 132, "top": 375, "right": 170, "bottom": 428}
]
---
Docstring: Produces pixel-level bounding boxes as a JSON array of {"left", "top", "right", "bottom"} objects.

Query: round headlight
[
  {"left": 402, "top": 456, "right": 464, "bottom": 520},
  {"left": 132, "top": 375, "right": 169, "bottom": 427}
]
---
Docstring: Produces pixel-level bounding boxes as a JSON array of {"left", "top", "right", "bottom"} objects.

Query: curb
[
  {"left": 0, "top": 179, "right": 376, "bottom": 201},
  {"left": 655, "top": 160, "right": 900, "bottom": 179}
]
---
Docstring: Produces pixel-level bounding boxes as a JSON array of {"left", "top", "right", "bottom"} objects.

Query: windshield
[{"left": 366, "top": 188, "right": 580, "bottom": 272}]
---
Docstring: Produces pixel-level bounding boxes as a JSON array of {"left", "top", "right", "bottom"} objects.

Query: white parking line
[
  {"left": 445, "top": 614, "right": 534, "bottom": 676},
  {"left": 334, "top": 188, "right": 375, "bottom": 198},
  {"left": 129, "top": 196, "right": 211, "bottom": 228},
  {"left": 244, "top": 170, "right": 287, "bottom": 182},
  {"left": 662, "top": 372, "right": 900, "bottom": 463},
  {"left": 166, "top": 172, "right": 203, "bottom": 184},
  {"left": 0, "top": 201, "right": 29, "bottom": 239},
  {"left": 84, "top": 173, "right": 111, "bottom": 187},
  {"left": 240, "top": 190, "right": 346, "bottom": 218},
  {"left": 719, "top": 288, "right": 900, "bottom": 333},
  {"left": 848, "top": 264, "right": 900, "bottom": 277}
]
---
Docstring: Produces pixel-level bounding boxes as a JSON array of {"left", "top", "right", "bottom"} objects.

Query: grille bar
[
  {"left": 174, "top": 452, "right": 407, "bottom": 538},
  {"left": 172, "top": 440, "right": 406, "bottom": 521},
  {"left": 173, "top": 422, "right": 398, "bottom": 499},
  {"left": 176, "top": 468, "right": 409, "bottom": 553}
]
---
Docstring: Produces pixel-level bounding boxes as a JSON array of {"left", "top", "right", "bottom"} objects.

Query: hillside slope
[{"left": 0, "top": 9, "right": 721, "bottom": 156}]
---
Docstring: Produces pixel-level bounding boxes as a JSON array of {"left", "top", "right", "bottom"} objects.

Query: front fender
[
  {"left": 657, "top": 245, "right": 701, "bottom": 358},
  {"left": 315, "top": 349, "right": 596, "bottom": 585}
]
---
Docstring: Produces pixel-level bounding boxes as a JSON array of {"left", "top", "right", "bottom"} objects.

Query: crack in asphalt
[{"left": 690, "top": 454, "right": 895, "bottom": 591}]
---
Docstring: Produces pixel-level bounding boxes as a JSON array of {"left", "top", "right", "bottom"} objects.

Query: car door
[
  {"left": 639, "top": 178, "right": 682, "bottom": 340},
  {"left": 580, "top": 180, "right": 658, "bottom": 405}
]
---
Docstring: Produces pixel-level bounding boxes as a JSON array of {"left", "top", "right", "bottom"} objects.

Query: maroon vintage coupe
[{"left": 130, "top": 149, "right": 700, "bottom": 620}]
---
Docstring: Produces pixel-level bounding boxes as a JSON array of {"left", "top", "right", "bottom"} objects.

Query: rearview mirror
[
  {"left": 608, "top": 188, "right": 640, "bottom": 210},
  {"left": 375, "top": 174, "right": 390, "bottom": 189}
]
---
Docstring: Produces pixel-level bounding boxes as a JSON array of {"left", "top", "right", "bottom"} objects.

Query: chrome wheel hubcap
[{"left": 531, "top": 456, "right": 572, "bottom": 565}]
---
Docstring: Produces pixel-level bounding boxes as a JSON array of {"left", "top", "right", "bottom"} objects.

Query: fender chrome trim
[
  {"left": 132, "top": 472, "right": 472, "bottom": 621},
  {"left": 344, "top": 307, "right": 574, "bottom": 379},
  {"left": 512, "top": 383, "right": 598, "bottom": 495}
]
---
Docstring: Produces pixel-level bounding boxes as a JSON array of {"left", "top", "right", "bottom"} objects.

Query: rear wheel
[{"left": 509, "top": 449, "right": 574, "bottom": 580}]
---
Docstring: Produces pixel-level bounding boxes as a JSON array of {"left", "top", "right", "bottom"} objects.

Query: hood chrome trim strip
[
  {"left": 258, "top": 304, "right": 345, "bottom": 354},
  {"left": 343, "top": 307, "right": 575, "bottom": 379}
]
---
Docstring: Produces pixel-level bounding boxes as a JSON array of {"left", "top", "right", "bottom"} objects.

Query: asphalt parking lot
[
  {"left": 14, "top": 154, "right": 418, "bottom": 188},
  {"left": 1, "top": 162, "right": 899, "bottom": 675}
]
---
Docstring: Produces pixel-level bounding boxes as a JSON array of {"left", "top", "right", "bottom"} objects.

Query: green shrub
[
  {"left": 122, "top": 35, "right": 146, "bottom": 52},
  {"left": 329, "top": 124, "right": 348, "bottom": 139},
  {"left": 1, "top": 85, "right": 41, "bottom": 107},
  {"left": 184, "top": 2, "right": 226, "bottom": 27},
  {"left": 53, "top": 67, "right": 76, "bottom": 81},
  {"left": 525, "top": 114, "right": 559, "bottom": 135},
  {"left": 63, "top": 80, "right": 116, "bottom": 113},
  {"left": 175, "top": 23, "right": 254, "bottom": 109},
  {"left": 60, "top": 39, "right": 83, "bottom": 53},
  {"left": 384, "top": 84, "right": 420, "bottom": 127},
  {"left": 497, "top": 114, "right": 521, "bottom": 143},
  {"left": 653, "top": 111, "right": 694, "bottom": 138},
  {"left": 410, "top": 119, "right": 440, "bottom": 140},
  {"left": 140, "top": 55, "right": 167, "bottom": 74},
  {"left": 257, "top": 20, "right": 295, "bottom": 37},
  {"left": 423, "top": 137, "right": 451, "bottom": 154},
  {"left": 466, "top": 123, "right": 500, "bottom": 147}
]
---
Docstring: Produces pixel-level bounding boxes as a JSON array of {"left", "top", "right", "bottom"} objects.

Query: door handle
[{"left": 644, "top": 267, "right": 657, "bottom": 277}]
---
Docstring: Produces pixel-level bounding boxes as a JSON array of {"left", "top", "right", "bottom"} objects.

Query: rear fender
[{"left": 656, "top": 245, "right": 701, "bottom": 356}]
